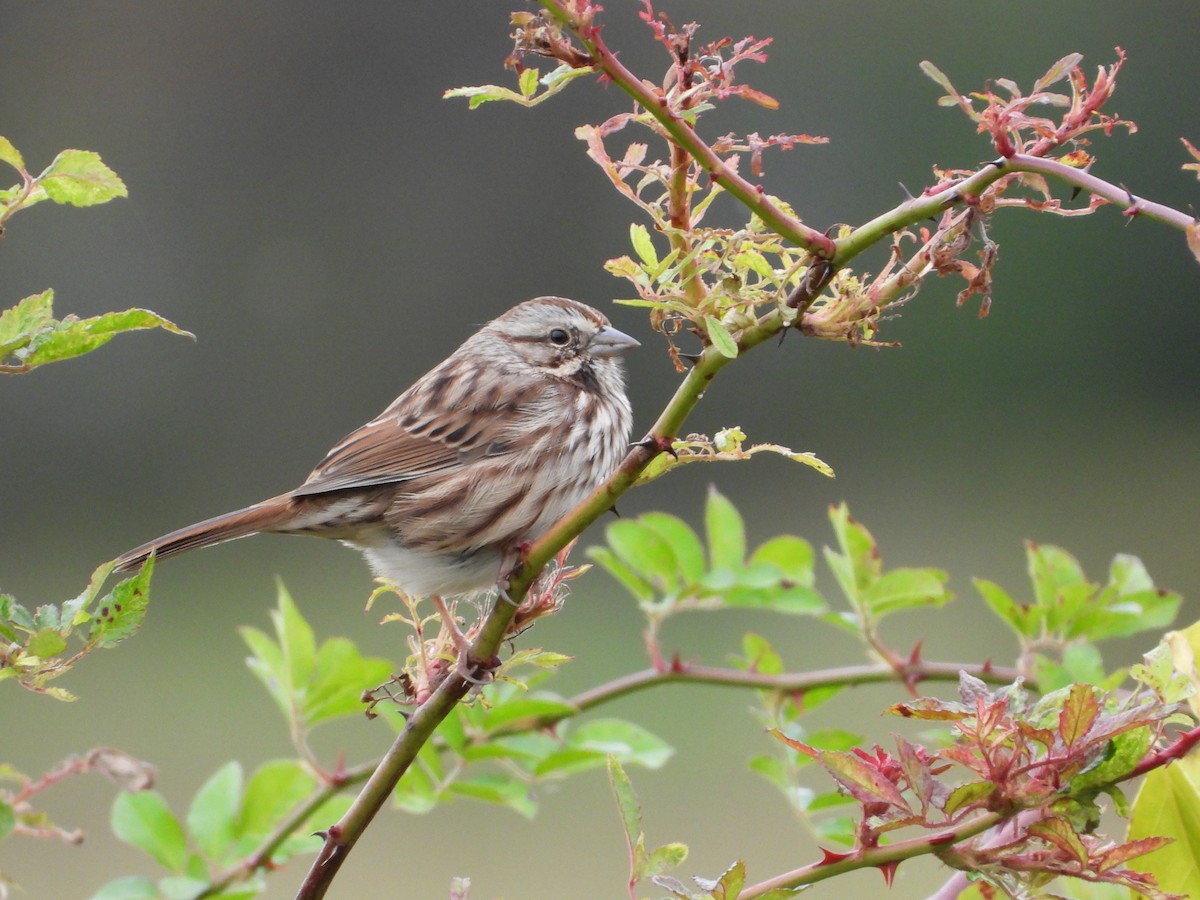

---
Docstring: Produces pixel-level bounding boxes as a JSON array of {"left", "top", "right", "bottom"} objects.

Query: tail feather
[{"left": 113, "top": 495, "right": 295, "bottom": 572}]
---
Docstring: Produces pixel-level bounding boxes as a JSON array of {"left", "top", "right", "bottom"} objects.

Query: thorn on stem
[
  {"left": 817, "top": 847, "right": 854, "bottom": 866},
  {"left": 632, "top": 434, "right": 678, "bottom": 458}
]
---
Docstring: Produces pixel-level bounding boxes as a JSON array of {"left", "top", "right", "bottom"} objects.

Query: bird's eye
[{"left": 549, "top": 328, "right": 570, "bottom": 345}]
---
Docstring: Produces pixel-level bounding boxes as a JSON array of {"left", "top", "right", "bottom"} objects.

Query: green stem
[
  {"left": 497, "top": 659, "right": 1025, "bottom": 735},
  {"left": 834, "top": 152, "right": 1196, "bottom": 267},
  {"left": 740, "top": 812, "right": 1003, "bottom": 897}
]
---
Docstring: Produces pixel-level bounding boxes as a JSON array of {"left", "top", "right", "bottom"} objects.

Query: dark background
[{"left": 4, "top": 3, "right": 1199, "bottom": 897}]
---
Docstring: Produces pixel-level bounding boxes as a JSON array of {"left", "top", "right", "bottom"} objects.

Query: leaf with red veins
[
  {"left": 1095, "top": 836, "right": 1173, "bottom": 873},
  {"left": 943, "top": 780, "right": 997, "bottom": 816},
  {"left": 887, "top": 696, "right": 971, "bottom": 721},
  {"left": 818, "top": 749, "right": 911, "bottom": 812},
  {"left": 1028, "top": 815, "right": 1089, "bottom": 866},
  {"left": 937, "top": 745, "right": 992, "bottom": 779},
  {"left": 768, "top": 728, "right": 818, "bottom": 758},
  {"left": 894, "top": 736, "right": 946, "bottom": 815},
  {"left": 1059, "top": 684, "right": 1102, "bottom": 750},
  {"left": 1016, "top": 721, "right": 1057, "bottom": 752}
]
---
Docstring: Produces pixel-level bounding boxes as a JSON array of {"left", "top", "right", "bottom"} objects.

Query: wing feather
[{"left": 292, "top": 368, "right": 531, "bottom": 497}]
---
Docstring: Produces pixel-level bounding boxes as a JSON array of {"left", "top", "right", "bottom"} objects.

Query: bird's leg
[
  {"left": 431, "top": 595, "right": 500, "bottom": 686},
  {"left": 494, "top": 541, "right": 533, "bottom": 607},
  {"left": 431, "top": 595, "right": 470, "bottom": 654}
]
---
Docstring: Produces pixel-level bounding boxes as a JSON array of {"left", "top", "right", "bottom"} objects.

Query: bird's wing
[{"left": 291, "top": 384, "right": 528, "bottom": 497}]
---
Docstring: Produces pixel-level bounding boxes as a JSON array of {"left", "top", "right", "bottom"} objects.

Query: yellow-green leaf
[{"left": 704, "top": 316, "right": 738, "bottom": 358}]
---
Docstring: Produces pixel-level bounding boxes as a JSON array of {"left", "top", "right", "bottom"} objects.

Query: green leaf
[
  {"left": 532, "top": 747, "right": 608, "bottom": 778},
  {"left": 642, "top": 842, "right": 688, "bottom": 879},
  {"left": 607, "top": 756, "right": 641, "bottom": 860},
  {"left": 944, "top": 780, "right": 996, "bottom": 816},
  {"left": 975, "top": 577, "right": 1033, "bottom": 638},
  {"left": 111, "top": 790, "right": 189, "bottom": 872},
  {"left": 1033, "top": 53, "right": 1084, "bottom": 92},
  {"left": 630, "top": 223, "right": 658, "bottom": 268},
  {"left": 639, "top": 512, "right": 706, "bottom": 583},
  {"left": 740, "top": 633, "right": 783, "bottom": 676},
  {"left": 1027, "top": 542, "right": 1087, "bottom": 608},
  {"left": 447, "top": 776, "right": 536, "bottom": 818},
  {"left": 0, "top": 799, "right": 14, "bottom": 842},
  {"left": 240, "top": 625, "right": 291, "bottom": 722},
  {"left": 1071, "top": 726, "right": 1153, "bottom": 792},
  {"left": 17, "top": 307, "right": 191, "bottom": 369},
  {"left": 587, "top": 546, "right": 655, "bottom": 603},
  {"left": 1128, "top": 758, "right": 1200, "bottom": 897},
  {"left": 518, "top": 66, "right": 539, "bottom": 99},
  {"left": 274, "top": 582, "right": 316, "bottom": 692},
  {"left": 568, "top": 719, "right": 674, "bottom": 769},
  {"left": 704, "top": 315, "right": 738, "bottom": 358},
  {"left": 0, "top": 290, "right": 54, "bottom": 359},
  {"left": 301, "top": 636, "right": 392, "bottom": 727},
  {"left": 705, "top": 486, "right": 745, "bottom": 571},
  {"left": 394, "top": 748, "right": 442, "bottom": 815},
  {"left": 187, "top": 762, "right": 242, "bottom": 862},
  {"left": 89, "top": 876, "right": 161, "bottom": 900},
  {"left": 88, "top": 559, "right": 153, "bottom": 648},
  {"left": 604, "top": 519, "right": 682, "bottom": 594},
  {"left": 863, "top": 567, "right": 951, "bottom": 617},
  {"left": 813, "top": 815, "right": 856, "bottom": 846},
  {"left": 481, "top": 693, "right": 577, "bottom": 732},
  {"left": 237, "top": 760, "right": 315, "bottom": 844},
  {"left": 825, "top": 502, "right": 878, "bottom": 604},
  {"left": 27, "top": 627, "right": 67, "bottom": 659},
  {"left": 38, "top": 149, "right": 127, "bottom": 206},
  {"left": 0, "top": 135, "right": 25, "bottom": 171},
  {"left": 748, "top": 535, "right": 815, "bottom": 587}
]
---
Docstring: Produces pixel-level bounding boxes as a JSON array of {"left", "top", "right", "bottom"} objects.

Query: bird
[{"left": 113, "top": 297, "right": 638, "bottom": 602}]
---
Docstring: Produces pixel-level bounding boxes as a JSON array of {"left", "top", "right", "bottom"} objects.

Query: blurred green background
[{"left": 4, "top": 2, "right": 1199, "bottom": 897}]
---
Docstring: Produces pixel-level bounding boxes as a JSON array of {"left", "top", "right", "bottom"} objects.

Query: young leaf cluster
[
  {"left": 0, "top": 136, "right": 189, "bottom": 374},
  {"left": 978, "top": 543, "right": 1182, "bottom": 691},
  {"left": 0, "top": 560, "right": 153, "bottom": 700},
  {"left": 94, "top": 759, "right": 352, "bottom": 900}
]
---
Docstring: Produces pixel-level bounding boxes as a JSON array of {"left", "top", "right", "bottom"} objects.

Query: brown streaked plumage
[{"left": 114, "top": 297, "right": 637, "bottom": 598}]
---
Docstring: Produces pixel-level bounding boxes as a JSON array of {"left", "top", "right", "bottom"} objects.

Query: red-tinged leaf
[
  {"left": 1028, "top": 816, "right": 1088, "bottom": 865},
  {"left": 1183, "top": 137, "right": 1200, "bottom": 165},
  {"left": 938, "top": 745, "right": 991, "bottom": 778},
  {"left": 768, "top": 728, "right": 818, "bottom": 757},
  {"left": 737, "top": 87, "right": 779, "bottom": 109},
  {"left": 887, "top": 697, "right": 969, "bottom": 721},
  {"left": 819, "top": 750, "right": 910, "bottom": 811},
  {"left": 894, "top": 737, "right": 947, "bottom": 813},
  {"left": 877, "top": 860, "right": 899, "bottom": 887},
  {"left": 1059, "top": 149, "right": 1093, "bottom": 168},
  {"left": 1016, "top": 721, "right": 1057, "bottom": 751},
  {"left": 943, "top": 780, "right": 995, "bottom": 816},
  {"left": 1186, "top": 223, "right": 1200, "bottom": 265},
  {"left": 1096, "top": 836, "right": 1174, "bottom": 873},
  {"left": 1059, "top": 683, "right": 1101, "bottom": 749}
]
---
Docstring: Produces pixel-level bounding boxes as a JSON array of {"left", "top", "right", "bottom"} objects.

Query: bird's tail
[{"left": 113, "top": 494, "right": 295, "bottom": 572}]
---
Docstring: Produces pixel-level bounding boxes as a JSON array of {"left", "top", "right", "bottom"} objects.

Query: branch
[
  {"left": 536, "top": 0, "right": 836, "bottom": 260},
  {"left": 835, "top": 152, "right": 1197, "bottom": 268},
  {"left": 500, "top": 659, "right": 1025, "bottom": 734},
  {"left": 740, "top": 811, "right": 1003, "bottom": 897}
]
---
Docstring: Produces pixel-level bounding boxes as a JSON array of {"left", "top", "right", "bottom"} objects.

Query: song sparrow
[{"left": 114, "top": 297, "right": 638, "bottom": 599}]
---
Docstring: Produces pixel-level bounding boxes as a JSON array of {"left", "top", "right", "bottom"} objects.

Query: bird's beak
[{"left": 590, "top": 326, "right": 640, "bottom": 358}]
